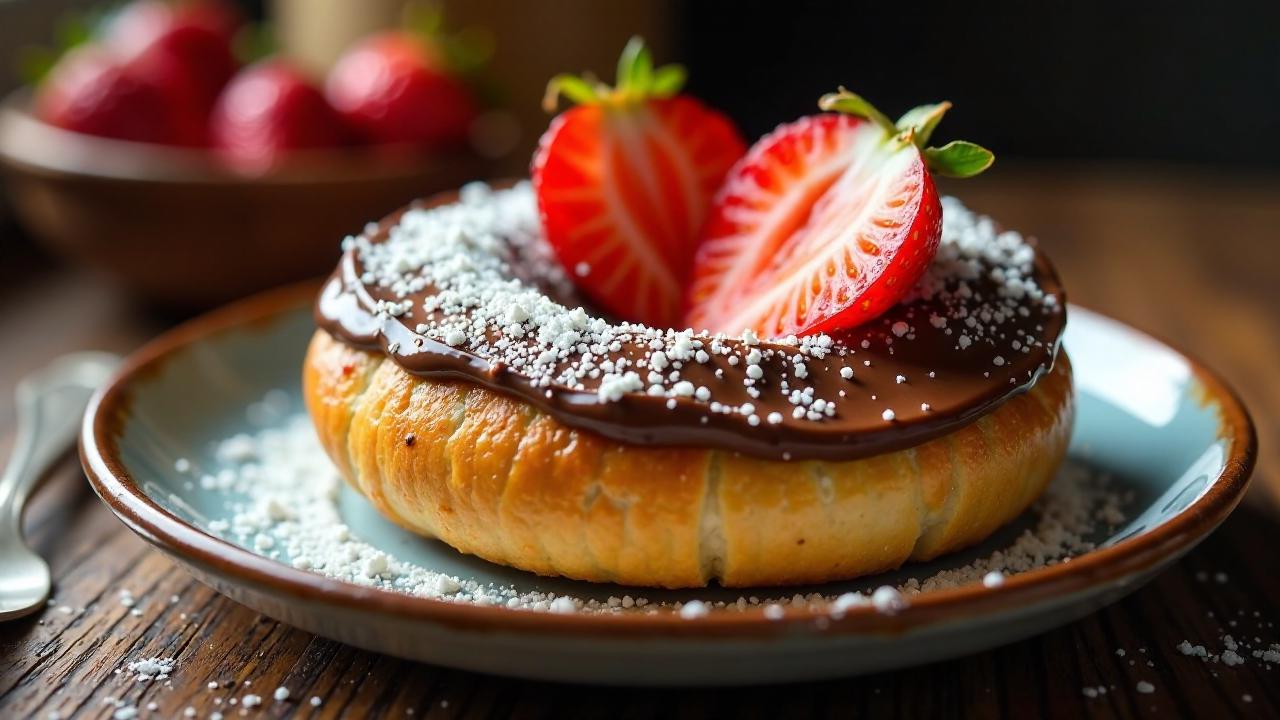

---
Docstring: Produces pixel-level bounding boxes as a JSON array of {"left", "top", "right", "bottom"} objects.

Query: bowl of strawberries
[{"left": 0, "top": 0, "right": 489, "bottom": 310}]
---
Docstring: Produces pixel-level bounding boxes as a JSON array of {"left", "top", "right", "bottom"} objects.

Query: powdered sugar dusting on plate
[{"left": 195, "top": 399, "right": 1128, "bottom": 616}]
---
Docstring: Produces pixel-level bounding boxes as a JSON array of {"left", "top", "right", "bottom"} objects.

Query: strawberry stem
[
  {"left": 543, "top": 36, "right": 685, "bottom": 112},
  {"left": 896, "top": 102, "right": 951, "bottom": 147},
  {"left": 818, "top": 88, "right": 896, "bottom": 134},
  {"left": 543, "top": 74, "right": 602, "bottom": 110},
  {"left": 17, "top": 6, "right": 104, "bottom": 85},
  {"left": 818, "top": 88, "right": 994, "bottom": 178},
  {"left": 616, "top": 37, "right": 653, "bottom": 93}
]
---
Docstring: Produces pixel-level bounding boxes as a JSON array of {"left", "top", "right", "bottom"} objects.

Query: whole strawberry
[
  {"left": 35, "top": 44, "right": 188, "bottom": 144},
  {"left": 533, "top": 38, "right": 746, "bottom": 327},
  {"left": 324, "top": 31, "right": 477, "bottom": 149},
  {"left": 687, "top": 89, "right": 993, "bottom": 337},
  {"left": 103, "top": 0, "right": 241, "bottom": 143},
  {"left": 210, "top": 60, "right": 347, "bottom": 172}
]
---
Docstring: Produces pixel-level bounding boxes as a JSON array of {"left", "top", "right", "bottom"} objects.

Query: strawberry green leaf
[
  {"left": 818, "top": 88, "right": 896, "bottom": 134},
  {"left": 650, "top": 64, "right": 686, "bottom": 96},
  {"left": 815, "top": 89, "right": 993, "bottom": 180},
  {"left": 543, "top": 74, "right": 602, "bottom": 111},
  {"left": 17, "top": 46, "right": 59, "bottom": 86},
  {"left": 616, "top": 36, "right": 654, "bottom": 94},
  {"left": 54, "top": 11, "right": 96, "bottom": 51},
  {"left": 403, "top": 0, "right": 445, "bottom": 37},
  {"left": 233, "top": 22, "right": 277, "bottom": 65},
  {"left": 400, "top": 2, "right": 493, "bottom": 77},
  {"left": 923, "top": 141, "right": 995, "bottom": 178},
  {"left": 437, "top": 26, "right": 494, "bottom": 75},
  {"left": 16, "top": 6, "right": 103, "bottom": 86},
  {"left": 896, "top": 102, "right": 951, "bottom": 148},
  {"left": 543, "top": 37, "right": 685, "bottom": 111}
]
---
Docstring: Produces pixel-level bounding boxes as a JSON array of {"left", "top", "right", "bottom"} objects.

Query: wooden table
[{"left": 0, "top": 166, "right": 1277, "bottom": 718}]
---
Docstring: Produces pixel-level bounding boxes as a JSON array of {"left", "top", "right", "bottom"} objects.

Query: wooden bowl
[{"left": 0, "top": 91, "right": 489, "bottom": 310}]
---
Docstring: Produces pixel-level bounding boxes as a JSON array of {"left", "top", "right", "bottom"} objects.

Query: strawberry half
[
  {"left": 687, "top": 89, "right": 993, "bottom": 337},
  {"left": 532, "top": 38, "right": 745, "bottom": 327}
]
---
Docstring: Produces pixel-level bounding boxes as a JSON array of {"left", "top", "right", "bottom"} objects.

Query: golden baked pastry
[
  {"left": 304, "top": 183, "right": 1072, "bottom": 588},
  {"left": 304, "top": 333, "right": 1072, "bottom": 588}
]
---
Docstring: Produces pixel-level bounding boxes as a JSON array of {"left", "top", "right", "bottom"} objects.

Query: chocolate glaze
[{"left": 316, "top": 190, "right": 1066, "bottom": 461}]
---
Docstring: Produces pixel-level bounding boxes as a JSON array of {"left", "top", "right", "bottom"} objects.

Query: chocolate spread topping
[{"left": 316, "top": 185, "right": 1066, "bottom": 461}]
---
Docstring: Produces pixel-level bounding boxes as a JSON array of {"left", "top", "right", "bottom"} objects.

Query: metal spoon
[{"left": 0, "top": 352, "right": 120, "bottom": 621}]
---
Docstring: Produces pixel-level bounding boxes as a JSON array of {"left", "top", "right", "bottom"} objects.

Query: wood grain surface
[{"left": 0, "top": 165, "right": 1277, "bottom": 718}]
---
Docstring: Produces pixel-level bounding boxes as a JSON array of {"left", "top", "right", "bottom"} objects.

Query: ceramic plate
[{"left": 80, "top": 284, "right": 1255, "bottom": 685}]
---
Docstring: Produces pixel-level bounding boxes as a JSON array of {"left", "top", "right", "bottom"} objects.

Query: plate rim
[{"left": 79, "top": 281, "right": 1257, "bottom": 640}]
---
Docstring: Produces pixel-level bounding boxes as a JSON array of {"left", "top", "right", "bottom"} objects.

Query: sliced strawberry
[
  {"left": 687, "top": 89, "right": 992, "bottom": 337},
  {"left": 532, "top": 38, "right": 745, "bottom": 327}
]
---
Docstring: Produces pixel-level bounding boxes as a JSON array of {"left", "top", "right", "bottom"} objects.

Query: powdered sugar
[
  {"left": 1175, "top": 633, "right": 1280, "bottom": 670},
  {"left": 337, "top": 183, "right": 1060, "bottom": 434},
  {"left": 870, "top": 586, "right": 906, "bottom": 614},
  {"left": 911, "top": 196, "right": 1056, "bottom": 357},
  {"left": 199, "top": 402, "right": 1126, "bottom": 618},
  {"left": 125, "top": 657, "right": 174, "bottom": 682}
]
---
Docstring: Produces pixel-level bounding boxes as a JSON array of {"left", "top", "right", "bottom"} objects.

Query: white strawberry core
[{"left": 712, "top": 133, "right": 920, "bottom": 334}]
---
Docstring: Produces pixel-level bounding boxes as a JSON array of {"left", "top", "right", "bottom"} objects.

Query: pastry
[{"left": 304, "top": 41, "right": 1071, "bottom": 588}]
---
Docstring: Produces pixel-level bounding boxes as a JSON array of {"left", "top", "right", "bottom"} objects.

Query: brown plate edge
[{"left": 78, "top": 282, "right": 1257, "bottom": 641}]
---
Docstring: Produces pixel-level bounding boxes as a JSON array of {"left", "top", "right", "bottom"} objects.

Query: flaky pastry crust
[{"left": 304, "top": 330, "right": 1073, "bottom": 588}]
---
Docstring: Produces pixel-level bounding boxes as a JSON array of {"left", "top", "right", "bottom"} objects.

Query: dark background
[
  {"left": 681, "top": 1, "right": 1280, "bottom": 170},
  {"left": 5, "top": 0, "right": 1278, "bottom": 170}
]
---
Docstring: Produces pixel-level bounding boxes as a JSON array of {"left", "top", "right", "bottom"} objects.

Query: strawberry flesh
[
  {"left": 687, "top": 114, "right": 941, "bottom": 337},
  {"left": 533, "top": 96, "right": 744, "bottom": 327}
]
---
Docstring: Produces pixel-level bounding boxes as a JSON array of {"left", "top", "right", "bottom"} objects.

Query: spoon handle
[{"left": 0, "top": 353, "right": 121, "bottom": 522}]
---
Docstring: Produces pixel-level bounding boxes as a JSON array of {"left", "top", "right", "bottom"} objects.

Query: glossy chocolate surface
[{"left": 317, "top": 191, "right": 1066, "bottom": 461}]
